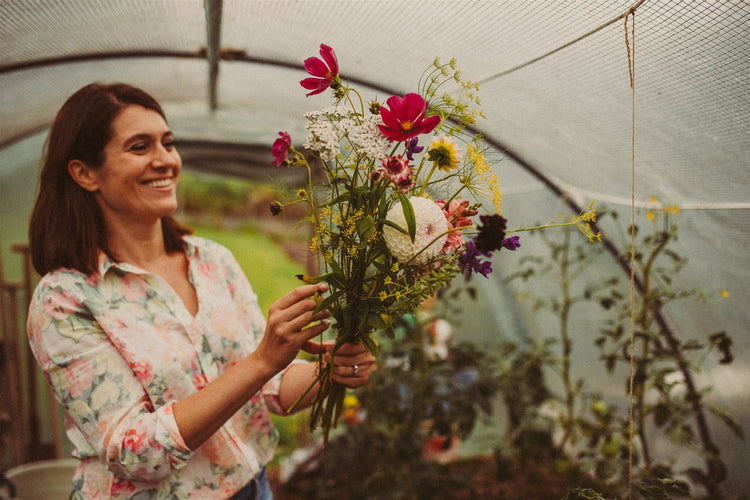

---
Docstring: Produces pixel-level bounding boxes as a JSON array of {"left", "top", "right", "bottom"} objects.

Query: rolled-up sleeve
[{"left": 28, "top": 274, "right": 195, "bottom": 482}]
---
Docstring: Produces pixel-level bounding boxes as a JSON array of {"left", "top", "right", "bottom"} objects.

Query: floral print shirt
[{"left": 27, "top": 236, "right": 293, "bottom": 499}]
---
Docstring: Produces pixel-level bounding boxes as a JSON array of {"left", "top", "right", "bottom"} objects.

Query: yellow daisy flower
[{"left": 427, "top": 133, "right": 463, "bottom": 172}]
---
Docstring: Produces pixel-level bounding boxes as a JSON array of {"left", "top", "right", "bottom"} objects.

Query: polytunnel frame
[{"left": 0, "top": 0, "right": 724, "bottom": 493}]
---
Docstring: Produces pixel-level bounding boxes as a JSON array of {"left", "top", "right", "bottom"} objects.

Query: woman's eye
[
  {"left": 130, "top": 143, "right": 148, "bottom": 152},
  {"left": 163, "top": 140, "right": 175, "bottom": 150}
]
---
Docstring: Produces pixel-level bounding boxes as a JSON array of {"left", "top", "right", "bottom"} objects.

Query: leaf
[
  {"left": 365, "top": 311, "right": 387, "bottom": 330},
  {"left": 357, "top": 215, "right": 376, "bottom": 240},
  {"left": 313, "top": 289, "right": 344, "bottom": 314},
  {"left": 296, "top": 273, "right": 331, "bottom": 284},
  {"left": 398, "top": 193, "right": 416, "bottom": 243},
  {"left": 361, "top": 332, "right": 380, "bottom": 357},
  {"left": 708, "top": 404, "right": 745, "bottom": 439}
]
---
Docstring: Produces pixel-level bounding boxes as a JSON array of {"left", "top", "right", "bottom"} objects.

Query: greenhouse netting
[{"left": 1, "top": 1, "right": 747, "bottom": 498}]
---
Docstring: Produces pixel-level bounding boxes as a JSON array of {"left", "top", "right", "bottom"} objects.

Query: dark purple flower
[
  {"left": 269, "top": 201, "right": 282, "bottom": 216},
  {"left": 458, "top": 240, "right": 493, "bottom": 278},
  {"left": 405, "top": 137, "right": 424, "bottom": 161},
  {"left": 475, "top": 214, "right": 507, "bottom": 253},
  {"left": 272, "top": 131, "right": 292, "bottom": 166},
  {"left": 501, "top": 235, "right": 521, "bottom": 251}
]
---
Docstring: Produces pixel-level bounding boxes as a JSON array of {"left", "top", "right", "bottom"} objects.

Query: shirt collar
[{"left": 96, "top": 237, "right": 198, "bottom": 277}]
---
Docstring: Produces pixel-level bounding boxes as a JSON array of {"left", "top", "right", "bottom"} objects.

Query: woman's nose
[{"left": 152, "top": 144, "right": 180, "bottom": 168}]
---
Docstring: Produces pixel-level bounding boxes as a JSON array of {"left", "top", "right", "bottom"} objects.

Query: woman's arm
[{"left": 173, "top": 284, "right": 330, "bottom": 449}]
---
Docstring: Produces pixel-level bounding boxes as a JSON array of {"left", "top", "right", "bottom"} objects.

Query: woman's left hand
[{"left": 303, "top": 340, "right": 376, "bottom": 388}]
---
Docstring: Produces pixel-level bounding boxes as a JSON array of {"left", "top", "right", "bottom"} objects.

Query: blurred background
[{"left": 1, "top": 1, "right": 748, "bottom": 498}]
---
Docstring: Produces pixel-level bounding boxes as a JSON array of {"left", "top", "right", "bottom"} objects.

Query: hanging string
[
  {"left": 478, "top": 0, "right": 647, "bottom": 84},
  {"left": 624, "top": 5, "right": 637, "bottom": 500}
]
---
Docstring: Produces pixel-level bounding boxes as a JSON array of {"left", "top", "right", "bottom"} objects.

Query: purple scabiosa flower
[{"left": 405, "top": 137, "right": 424, "bottom": 161}]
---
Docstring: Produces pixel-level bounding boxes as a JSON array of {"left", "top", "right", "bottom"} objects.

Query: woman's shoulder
[{"left": 35, "top": 266, "right": 93, "bottom": 290}]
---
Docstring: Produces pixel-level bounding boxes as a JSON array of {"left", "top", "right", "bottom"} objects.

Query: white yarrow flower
[
  {"left": 348, "top": 115, "right": 390, "bottom": 162},
  {"left": 383, "top": 197, "right": 448, "bottom": 265}
]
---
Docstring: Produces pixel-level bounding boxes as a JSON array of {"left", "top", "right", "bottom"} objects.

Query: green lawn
[{"left": 192, "top": 225, "right": 306, "bottom": 314}]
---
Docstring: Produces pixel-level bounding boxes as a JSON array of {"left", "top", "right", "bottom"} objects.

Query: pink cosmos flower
[
  {"left": 378, "top": 93, "right": 441, "bottom": 142},
  {"left": 272, "top": 131, "right": 292, "bottom": 166},
  {"left": 300, "top": 44, "right": 340, "bottom": 96}
]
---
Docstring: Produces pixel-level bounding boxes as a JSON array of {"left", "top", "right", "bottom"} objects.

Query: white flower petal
[{"left": 383, "top": 197, "right": 448, "bottom": 265}]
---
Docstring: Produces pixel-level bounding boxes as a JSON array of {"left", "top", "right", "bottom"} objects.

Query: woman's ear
[{"left": 67, "top": 160, "right": 99, "bottom": 192}]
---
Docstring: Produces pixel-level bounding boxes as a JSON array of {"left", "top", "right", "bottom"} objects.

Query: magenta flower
[
  {"left": 272, "top": 131, "right": 292, "bottom": 166},
  {"left": 300, "top": 44, "right": 340, "bottom": 97},
  {"left": 377, "top": 93, "right": 441, "bottom": 142}
]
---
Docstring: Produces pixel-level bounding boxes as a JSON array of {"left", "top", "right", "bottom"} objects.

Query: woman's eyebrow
[{"left": 122, "top": 131, "right": 173, "bottom": 146}]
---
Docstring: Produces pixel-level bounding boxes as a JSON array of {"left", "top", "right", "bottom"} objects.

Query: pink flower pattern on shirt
[{"left": 27, "top": 236, "right": 293, "bottom": 499}]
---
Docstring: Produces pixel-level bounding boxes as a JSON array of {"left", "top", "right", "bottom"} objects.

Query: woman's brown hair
[{"left": 29, "top": 83, "right": 192, "bottom": 276}]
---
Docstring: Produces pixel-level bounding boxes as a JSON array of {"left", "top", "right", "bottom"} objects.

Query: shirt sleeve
[{"left": 27, "top": 272, "right": 194, "bottom": 482}]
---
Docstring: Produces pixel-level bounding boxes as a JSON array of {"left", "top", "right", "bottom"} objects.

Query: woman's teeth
[{"left": 144, "top": 178, "right": 172, "bottom": 188}]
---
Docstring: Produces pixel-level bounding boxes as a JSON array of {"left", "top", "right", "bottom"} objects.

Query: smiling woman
[{"left": 23, "top": 82, "right": 377, "bottom": 499}]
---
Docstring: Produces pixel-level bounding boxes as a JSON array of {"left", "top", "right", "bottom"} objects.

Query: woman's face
[{"left": 88, "top": 104, "right": 181, "bottom": 226}]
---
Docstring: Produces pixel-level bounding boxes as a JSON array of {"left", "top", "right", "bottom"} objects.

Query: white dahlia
[{"left": 383, "top": 196, "right": 448, "bottom": 265}]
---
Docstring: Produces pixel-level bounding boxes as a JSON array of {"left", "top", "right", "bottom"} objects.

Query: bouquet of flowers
[{"left": 270, "top": 44, "right": 598, "bottom": 440}]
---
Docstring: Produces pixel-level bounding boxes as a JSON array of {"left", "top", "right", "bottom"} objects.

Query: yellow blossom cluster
[
  {"left": 575, "top": 202, "right": 601, "bottom": 242},
  {"left": 467, "top": 143, "right": 503, "bottom": 214},
  {"left": 646, "top": 196, "right": 680, "bottom": 220},
  {"left": 423, "top": 57, "right": 483, "bottom": 131}
]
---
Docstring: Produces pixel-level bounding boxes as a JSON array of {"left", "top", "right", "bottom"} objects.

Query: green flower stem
[
  {"left": 506, "top": 221, "right": 579, "bottom": 234},
  {"left": 344, "top": 86, "right": 365, "bottom": 118},
  {"left": 417, "top": 163, "right": 438, "bottom": 196},
  {"left": 286, "top": 365, "right": 327, "bottom": 414}
]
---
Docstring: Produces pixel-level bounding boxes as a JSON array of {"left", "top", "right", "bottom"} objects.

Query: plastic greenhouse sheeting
[{"left": 1, "top": 0, "right": 748, "bottom": 494}]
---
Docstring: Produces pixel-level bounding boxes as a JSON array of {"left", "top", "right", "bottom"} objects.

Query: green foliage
[
  {"left": 179, "top": 170, "right": 258, "bottom": 216},
  {"left": 302, "top": 309, "right": 499, "bottom": 499},
  {"left": 503, "top": 207, "right": 741, "bottom": 499}
]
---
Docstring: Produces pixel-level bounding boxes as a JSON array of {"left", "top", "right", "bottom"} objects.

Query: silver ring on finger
[{"left": 352, "top": 364, "right": 359, "bottom": 376}]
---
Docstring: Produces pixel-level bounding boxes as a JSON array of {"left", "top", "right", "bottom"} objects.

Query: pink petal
[
  {"left": 304, "top": 57, "right": 329, "bottom": 77},
  {"left": 401, "top": 93, "right": 428, "bottom": 122},
  {"left": 319, "top": 44, "right": 339, "bottom": 75}
]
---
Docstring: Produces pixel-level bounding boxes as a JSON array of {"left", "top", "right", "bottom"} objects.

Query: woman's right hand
[{"left": 256, "top": 283, "right": 331, "bottom": 374}]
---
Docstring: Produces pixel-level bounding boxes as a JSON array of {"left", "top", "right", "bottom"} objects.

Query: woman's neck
[{"left": 105, "top": 217, "right": 170, "bottom": 269}]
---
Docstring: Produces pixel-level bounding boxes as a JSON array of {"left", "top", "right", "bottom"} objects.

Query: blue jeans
[{"left": 230, "top": 466, "right": 272, "bottom": 500}]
